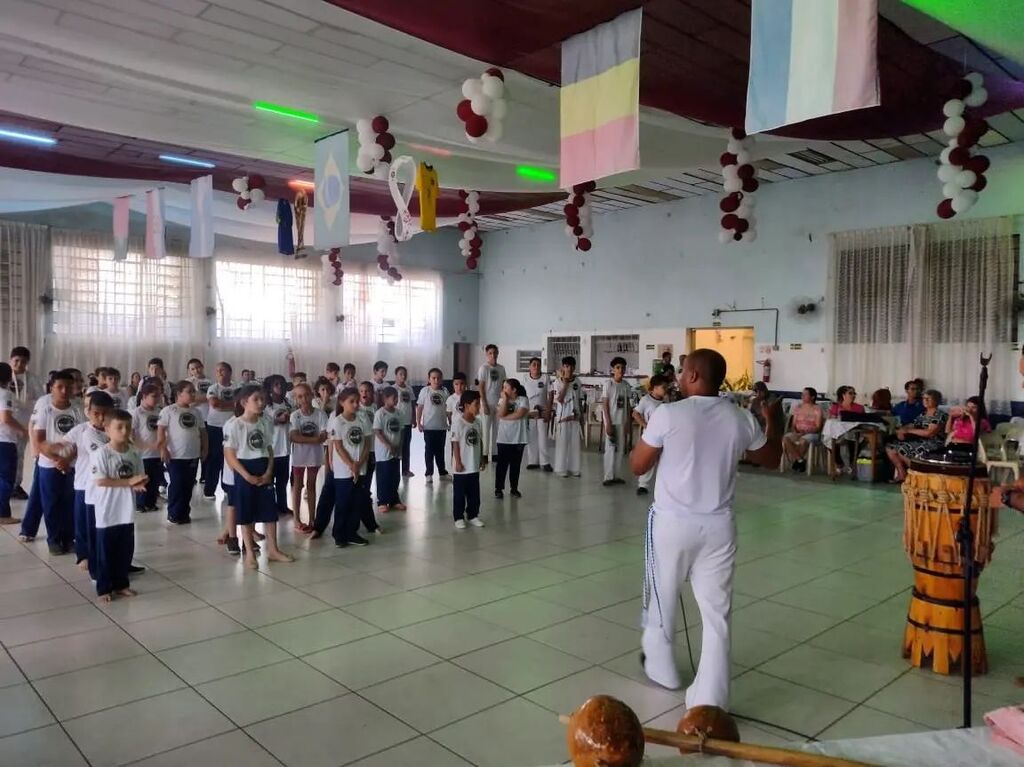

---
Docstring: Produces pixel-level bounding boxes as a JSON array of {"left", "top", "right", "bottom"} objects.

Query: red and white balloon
[
  {"left": 936, "top": 73, "right": 990, "bottom": 219},
  {"left": 456, "top": 68, "right": 506, "bottom": 143},
  {"left": 718, "top": 129, "right": 759, "bottom": 244},
  {"left": 356, "top": 116, "right": 395, "bottom": 180},
  {"left": 323, "top": 248, "right": 344, "bottom": 286},
  {"left": 376, "top": 216, "right": 402, "bottom": 285},
  {"left": 563, "top": 181, "right": 596, "bottom": 251},
  {"left": 457, "top": 190, "right": 482, "bottom": 270},
  {"left": 231, "top": 173, "right": 267, "bottom": 210}
]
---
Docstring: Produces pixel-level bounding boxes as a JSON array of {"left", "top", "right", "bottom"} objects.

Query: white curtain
[
  {"left": 829, "top": 217, "right": 1016, "bottom": 411},
  {"left": 0, "top": 221, "right": 50, "bottom": 361}
]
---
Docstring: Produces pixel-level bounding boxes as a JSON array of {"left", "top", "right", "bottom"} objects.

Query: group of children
[{"left": 0, "top": 344, "right": 673, "bottom": 600}]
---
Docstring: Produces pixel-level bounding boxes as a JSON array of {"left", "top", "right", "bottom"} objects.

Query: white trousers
[
  {"left": 526, "top": 417, "right": 550, "bottom": 466},
  {"left": 479, "top": 412, "right": 499, "bottom": 458},
  {"left": 642, "top": 509, "right": 736, "bottom": 709},
  {"left": 554, "top": 421, "right": 581, "bottom": 474},
  {"left": 602, "top": 423, "right": 625, "bottom": 481}
]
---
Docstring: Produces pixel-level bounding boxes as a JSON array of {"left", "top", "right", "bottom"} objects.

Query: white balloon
[
  {"left": 356, "top": 154, "right": 374, "bottom": 173},
  {"left": 356, "top": 118, "right": 372, "bottom": 134},
  {"left": 485, "top": 121, "right": 503, "bottom": 142},
  {"left": 722, "top": 164, "right": 739, "bottom": 181},
  {"left": 467, "top": 200, "right": 480, "bottom": 215},
  {"left": 565, "top": 225, "right": 575, "bottom": 238},
  {"left": 965, "top": 72, "right": 984, "bottom": 88},
  {"left": 747, "top": 215, "right": 757, "bottom": 229},
  {"left": 734, "top": 150, "right": 751, "bottom": 166},
  {"left": 481, "top": 74, "right": 504, "bottom": 99},
  {"left": 249, "top": 188, "right": 265, "bottom": 204},
  {"left": 372, "top": 165, "right": 388, "bottom": 180},
  {"left": 938, "top": 149, "right": 953, "bottom": 167},
  {"left": 718, "top": 229, "right": 733, "bottom": 244},
  {"left": 470, "top": 94, "right": 491, "bottom": 116},
  {"left": 957, "top": 169, "right": 977, "bottom": 188},
  {"left": 239, "top": 190, "right": 251, "bottom": 200},
  {"left": 942, "top": 99, "right": 965, "bottom": 118},
  {"left": 727, "top": 138, "right": 742, "bottom": 154},
  {"left": 740, "top": 137, "right": 753, "bottom": 151},
  {"left": 231, "top": 177, "right": 247, "bottom": 193},
  {"left": 462, "top": 230, "right": 473, "bottom": 242},
  {"left": 457, "top": 213, "right": 469, "bottom": 223},
  {"left": 467, "top": 190, "right": 480, "bottom": 203},
  {"left": 942, "top": 182, "right": 960, "bottom": 199},
  {"left": 743, "top": 194, "right": 756, "bottom": 209},
  {"left": 371, "top": 143, "right": 385, "bottom": 160},
  {"left": 745, "top": 229, "right": 758, "bottom": 243},
  {"left": 948, "top": 137, "right": 960, "bottom": 148},
  {"left": 943, "top": 116, "right": 966, "bottom": 136},
  {"left": 938, "top": 164, "right": 958, "bottom": 183},
  {"left": 951, "top": 193, "right": 976, "bottom": 214},
  {"left": 723, "top": 178, "right": 742, "bottom": 193},
  {"left": 491, "top": 98, "right": 507, "bottom": 120},
  {"left": 964, "top": 87, "right": 988, "bottom": 108},
  {"left": 461, "top": 78, "right": 482, "bottom": 99},
  {"left": 466, "top": 134, "right": 479, "bottom": 144}
]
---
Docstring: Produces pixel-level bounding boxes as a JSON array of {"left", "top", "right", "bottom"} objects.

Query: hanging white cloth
[
  {"left": 112, "top": 196, "right": 130, "bottom": 262},
  {"left": 188, "top": 176, "right": 215, "bottom": 260},
  {"left": 144, "top": 189, "right": 166, "bottom": 260}
]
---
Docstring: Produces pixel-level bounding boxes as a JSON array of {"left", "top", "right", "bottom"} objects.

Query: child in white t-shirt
[
  {"left": 632, "top": 374, "right": 669, "bottom": 496},
  {"left": 416, "top": 367, "right": 449, "bottom": 483},
  {"left": 450, "top": 391, "right": 484, "bottom": 529},
  {"left": 33, "top": 371, "right": 85, "bottom": 554},
  {"left": 371, "top": 360, "right": 389, "bottom": 407},
  {"left": 476, "top": 344, "right": 507, "bottom": 462},
  {"left": 203, "top": 362, "right": 236, "bottom": 500},
  {"left": 263, "top": 375, "right": 292, "bottom": 515},
  {"left": 288, "top": 383, "right": 327, "bottom": 533},
  {"left": 494, "top": 379, "right": 529, "bottom": 499},
  {"left": 131, "top": 381, "right": 164, "bottom": 512},
  {"left": 157, "top": 381, "right": 207, "bottom": 524},
  {"left": 445, "top": 373, "right": 467, "bottom": 475},
  {"left": 373, "top": 387, "right": 406, "bottom": 513},
  {"left": 393, "top": 366, "right": 415, "bottom": 478},
  {"left": 601, "top": 356, "right": 633, "bottom": 486},
  {"left": 186, "top": 358, "right": 213, "bottom": 426},
  {"left": 523, "top": 357, "right": 552, "bottom": 472},
  {"left": 554, "top": 356, "right": 582, "bottom": 478},
  {"left": 0, "top": 362, "right": 28, "bottom": 524},
  {"left": 64, "top": 390, "right": 113, "bottom": 572},
  {"left": 318, "top": 387, "right": 371, "bottom": 547}
]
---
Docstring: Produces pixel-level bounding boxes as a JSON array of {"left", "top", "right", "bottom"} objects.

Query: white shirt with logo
[
  {"left": 64, "top": 423, "right": 109, "bottom": 491},
  {"left": 34, "top": 398, "right": 85, "bottom": 469},
  {"left": 157, "top": 404, "right": 204, "bottom": 460},
  {"left": 395, "top": 384, "right": 414, "bottom": 426},
  {"left": 290, "top": 408, "right": 328, "bottom": 467},
  {"left": 556, "top": 378, "right": 582, "bottom": 420},
  {"left": 189, "top": 377, "right": 213, "bottom": 420},
  {"left": 642, "top": 396, "right": 766, "bottom": 517},
  {"left": 327, "top": 413, "right": 367, "bottom": 479},
  {"left": 417, "top": 386, "right": 450, "bottom": 430},
  {"left": 264, "top": 402, "right": 292, "bottom": 458},
  {"left": 373, "top": 407, "right": 403, "bottom": 462},
  {"left": 132, "top": 406, "right": 163, "bottom": 460},
  {"left": 497, "top": 396, "right": 530, "bottom": 445},
  {"left": 0, "top": 389, "right": 19, "bottom": 443},
  {"left": 524, "top": 374, "right": 550, "bottom": 416},
  {"left": 601, "top": 379, "right": 632, "bottom": 426},
  {"left": 223, "top": 415, "right": 273, "bottom": 461},
  {"left": 204, "top": 382, "right": 237, "bottom": 427},
  {"left": 89, "top": 444, "right": 144, "bottom": 528},
  {"left": 476, "top": 363, "right": 507, "bottom": 407},
  {"left": 450, "top": 415, "right": 482, "bottom": 474}
]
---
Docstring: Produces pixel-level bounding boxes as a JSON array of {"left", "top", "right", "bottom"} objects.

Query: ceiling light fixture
[
  {"left": 252, "top": 101, "right": 320, "bottom": 123},
  {"left": 0, "top": 128, "right": 56, "bottom": 146},
  {"left": 288, "top": 179, "right": 315, "bottom": 190},
  {"left": 516, "top": 165, "right": 557, "bottom": 183},
  {"left": 408, "top": 143, "right": 453, "bottom": 158},
  {"left": 159, "top": 154, "right": 216, "bottom": 169}
]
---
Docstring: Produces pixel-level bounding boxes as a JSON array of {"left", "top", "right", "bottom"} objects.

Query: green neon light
[
  {"left": 516, "top": 165, "right": 557, "bottom": 183},
  {"left": 902, "top": 1, "right": 1024, "bottom": 65},
  {"left": 252, "top": 101, "right": 320, "bottom": 123}
]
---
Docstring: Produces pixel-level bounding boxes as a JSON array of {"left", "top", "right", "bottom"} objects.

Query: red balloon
[
  {"left": 969, "top": 155, "right": 991, "bottom": 173},
  {"left": 465, "top": 114, "right": 488, "bottom": 137},
  {"left": 470, "top": 236, "right": 482, "bottom": 248},
  {"left": 457, "top": 221, "right": 471, "bottom": 231},
  {"left": 741, "top": 177, "right": 759, "bottom": 193},
  {"left": 733, "top": 232, "right": 743, "bottom": 241},
  {"left": 967, "top": 117, "right": 988, "bottom": 136},
  {"left": 378, "top": 261, "right": 389, "bottom": 271},
  {"left": 380, "top": 150, "right": 392, "bottom": 164},
  {"left": 388, "top": 266, "right": 399, "bottom": 277},
  {"left": 377, "top": 253, "right": 389, "bottom": 265},
  {"left": 737, "top": 164, "right": 755, "bottom": 180},
  {"left": 577, "top": 237, "right": 592, "bottom": 251},
  {"left": 734, "top": 218, "right": 750, "bottom": 234},
  {"left": 721, "top": 213, "right": 739, "bottom": 229},
  {"left": 236, "top": 197, "right": 249, "bottom": 210},
  {"left": 563, "top": 203, "right": 578, "bottom": 216},
  {"left": 247, "top": 173, "right": 266, "bottom": 190},
  {"left": 458, "top": 189, "right": 469, "bottom": 200},
  {"left": 949, "top": 147, "right": 969, "bottom": 166},
  {"left": 937, "top": 198, "right": 955, "bottom": 219},
  {"left": 731, "top": 127, "right": 746, "bottom": 140},
  {"left": 719, "top": 152, "right": 737, "bottom": 166},
  {"left": 485, "top": 67, "right": 504, "bottom": 81},
  {"left": 328, "top": 252, "right": 338, "bottom": 263},
  {"left": 566, "top": 213, "right": 579, "bottom": 227},
  {"left": 376, "top": 132, "right": 396, "bottom": 150},
  {"left": 469, "top": 246, "right": 481, "bottom": 257},
  {"left": 970, "top": 174, "right": 988, "bottom": 192},
  {"left": 371, "top": 115, "right": 389, "bottom": 133},
  {"left": 456, "top": 100, "right": 474, "bottom": 121},
  {"left": 572, "top": 183, "right": 587, "bottom": 194},
  {"left": 572, "top": 225, "right": 583, "bottom": 236},
  {"left": 585, "top": 181, "right": 597, "bottom": 192},
  {"left": 572, "top": 194, "right": 585, "bottom": 207},
  {"left": 466, "top": 257, "right": 479, "bottom": 270},
  {"left": 719, "top": 194, "right": 740, "bottom": 213},
  {"left": 333, "top": 277, "right": 342, "bottom": 286},
  {"left": 956, "top": 131, "right": 976, "bottom": 148}
]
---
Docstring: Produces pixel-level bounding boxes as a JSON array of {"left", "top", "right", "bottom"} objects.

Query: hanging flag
[
  {"left": 277, "top": 198, "right": 294, "bottom": 256},
  {"left": 314, "top": 129, "right": 350, "bottom": 249},
  {"left": 559, "top": 8, "right": 642, "bottom": 189},
  {"left": 112, "top": 196, "right": 130, "bottom": 262},
  {"left": 189, "top": 175, "right": 214, "bottom": 259},
  {"left": 745, "top": 0, "right": 879, "bottom": 134},
  {"left": 144, "top": 189, "right": 166, "bottom": 260}
]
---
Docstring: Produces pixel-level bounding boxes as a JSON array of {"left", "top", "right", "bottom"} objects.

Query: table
[{"left": 822, "top": 419, "right": 891, "bottom": 482}]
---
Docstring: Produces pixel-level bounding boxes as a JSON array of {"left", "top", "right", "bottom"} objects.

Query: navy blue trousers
[
  {"left": 95, "top": 523, "right": 134, "bottom": 596},
  {"left": 202, "top": 425, "right": 223, "bottom": 497},
  {"left": 0, "top": 442, "right": 15, "bottom": 519},
  {"left": 73, "top": 490, "right": 97, "bottom": 576},
  {"left": 39, "top": 466, "right": 74, "bottom": 548},
  {"left": 375, "top": 458, "right": 400, "bottom": 506},
  {"left": 167, "top": 458, "right": 198, "bottom": 523},
  {"left": 423, "top": 430, "right": 447, "bottom": 477},
  {"left": 137, "top": 457, "right": 163, "bottom": 510},
  {"left": 400, "top": 425, "right": 412, "bottom": 474},
  {"left": 453, "top": 472, "right": 480, "bottom": 522},
  {"left": 19, "top": 461, "right": 42, "bottom": 537},
  {"left": 273, "top": 456, "right": 290, "bottom": 512}
]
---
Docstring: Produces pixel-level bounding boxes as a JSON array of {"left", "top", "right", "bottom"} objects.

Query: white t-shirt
[
  {"left": 635, "top": 394, "right": 664, "bottom": 427},
  {"left": 221, "top": 416, "right": 236, "bottom": 486},
  {"left": 523, "top": 374, "right": 550, "bottom": 417},
  {"left": 373, "top": 407, "right": 403, "bottom": 462},
  {"left": 157, "top": 404, "right": 204, "bottom": 460},
  {"left": 642, "top": 396, "right": 766, "bottom": 517},
  {"left": 417, "top": 386, "right": 449, "bottom": 430},
  {"left": 189, "top": 377, "right": 213, "bottom": 419},
  {"left": 445, "top": 393, "right": 460, "bottom": 426},
  {"left": 358, "top": 403, "right": 376, "bottom": 427},
  {"left": 476, "top": 363, "right": 507, "bottom": 407},
  {"left": 88, "top": 387, "right": 130, "bottom": 411},
  {"left": 315, "top": 396, "right": 337, "bottom": 417},
  {"left": 204, "top": 382, "right": 237, "bottom": 427},
  {"left": 556, "top": 378, "right": 582, "bottom": 420},
  {"left": 224, "top": 415, "right": 273, "bottom": 461},
  {"left": 327, "top": 413, "right": 367, "bottom": 479},
  {"left": 34, "top": 398, "right": 85, "bottom": 469},
  {"left": 64, "top": 423, "right": 109, "bottom": 491},
  {"left": 601, "top": 379, "right": 632, "bottom": 426},
  {"left": 496, "top": 396, "right": 530, "bottom": 444},
  {"left": 0, "top": 389, "right": 20, "bottom": 443},
  {"left": 450, "top": 415, "right": 482, "bottom": 474},
  {"left": 289, "top": 408, "right": 328, "bottom": 467},
  {"left": 394, "top": 384, "right": 414, "bottom": 426},
  {"left": 89, "top": 444, "right": 143, "bottom": 528},
  {"left": 132, "top": 406, "right": 163, "bottom": 460},
  {"left": 264, "top": 402, "right": 292, "bottom": 457},
  {"left": 10, "top": 372, "right": 40, "bottom": 421}
]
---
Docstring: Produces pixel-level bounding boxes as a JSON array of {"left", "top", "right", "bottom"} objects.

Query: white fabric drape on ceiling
[
  {"left": 829, "top": 217, "right": 1016, "bottom": 411},
  {"left": 0, "top": 221, "right": 50, "bottom": 360}
]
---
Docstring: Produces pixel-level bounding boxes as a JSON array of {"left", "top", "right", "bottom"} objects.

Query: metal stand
[{"left": 956, "top": 353, "right": 990, "bottom": 728}]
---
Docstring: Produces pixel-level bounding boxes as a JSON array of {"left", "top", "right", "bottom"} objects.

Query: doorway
[{"left": 689, "top": 327, "right": 754, "bottom": 390}]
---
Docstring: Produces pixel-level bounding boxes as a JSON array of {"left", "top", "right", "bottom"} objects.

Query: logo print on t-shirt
[
  {"left": 401, "top": 390, "right": 411, "bottom": 403},
  {"left": 55, "top": 414, "right": 75, "bottom": 434},
  {"left": 386, "top": 416, "right": 401, "bottom": 433},
  {"left": 117, "top": 461, "right": 133, "bottom": 479},
  {"left": 465, "top": 428, "right": 480, "bottom": 446},
  {"left": 198, "top": 381, "right": 211, "bottom": 393},
  {"left": 617, "top": 396, "right": 625, "bottom": 409},
  {"left": 247, "top": 430, "right": 265, "bottom": 450},
  {"left": 221, "top": 387, "right": 234, "bottom": 400},
  {"left": 179, "top": 411, "right": 197, "bottom": 429},
  {"left": 299, "top": 420, "right": 318, "bottom": 437},
  {"left": 348, "top": 426, "right": 363, "bottom": 445},
  {"left": 147, "top": 414, "right": 159, "bottom": 431},
  {"left": 489, "top": 370, "right": 499, "bottom": 382},
  {"left": 430, "top": 392, "right": 444, "bottom": 406}
]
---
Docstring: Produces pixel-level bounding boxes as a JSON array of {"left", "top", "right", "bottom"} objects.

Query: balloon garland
[
  {"left": 325, "top": 247, "right": 343, "bottom": 286},
  {"left": 936, "top": 73, "right": 990, "bottom": 219},
  {"left": 457, "top": 190, "right": 482, "bottom": 270},
  {"left": 231, "top": 173, "right": 267, "bottom": 210},
  {"left": 718, "top": 128, "right": 759, "bottom": 243},
  {"left": 355, "top": 116, "right": 395, "bottom": 180},
  {"left": 563, "top": 181, "right": 595, "bottom": 251},
  {"left": 456, "top": 68, "right": 507, "bottom": 143},
  {"left": 376, "top": 216, "right": 403, "bottom": 285}
]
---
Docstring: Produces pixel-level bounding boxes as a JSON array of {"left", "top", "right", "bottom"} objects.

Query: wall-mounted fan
[{"left": 789, "top": 297, "right": 822, "bottom": 321}]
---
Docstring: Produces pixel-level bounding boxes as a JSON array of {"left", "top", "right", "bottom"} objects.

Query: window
[
  {"left": 216, "top": 260, "right": 318, "bottom": 341},
  {"left": 340, "top": 272, "right": 440, "bottom": 347},
  {"left": 516, "top": 349, "right": 542, "bottom": 372},
  {"left": 547, "top": 335, "right": 580, "bottom": 369},
  {"left": 591, "top": 333, "right": 640, "bottom": 373}
]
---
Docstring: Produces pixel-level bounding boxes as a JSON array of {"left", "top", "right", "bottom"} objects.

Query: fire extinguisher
[{"left": 760, "top": 358, "right": 772, "bottom": 383}]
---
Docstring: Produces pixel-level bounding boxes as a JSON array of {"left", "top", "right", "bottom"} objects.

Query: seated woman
[
  {"left": 947, "top": 396, "right": 991, "bottom": 445},
  {"left": 783, "top": 387, "right": 824, "bottom": 473},
  {"left": 886, "top": 389, "right": 948, "bottom": 483},
  {"left": 749, "top": 381, "right": 770, "bottom": 428},
  {"left": 870, "top": 388, "right": 893, "bottom": 414},
  {"left": 828, "top": 385, "right": 865, "bottom": 478}
]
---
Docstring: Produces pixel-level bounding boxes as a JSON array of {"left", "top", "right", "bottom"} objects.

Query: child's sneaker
[
  {"left": 454, "top": 519, "right": 467, "bottom": 529},
  {"left": 226, "top": 537, "right": 240, "bottom": 555},
  {"left": 468, "top": 517, "right": 485, "bottom": 528}
]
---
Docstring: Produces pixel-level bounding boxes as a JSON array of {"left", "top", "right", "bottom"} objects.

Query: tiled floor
[{"left": 0, "top": 443, "right": 1021, "bottom": 766}]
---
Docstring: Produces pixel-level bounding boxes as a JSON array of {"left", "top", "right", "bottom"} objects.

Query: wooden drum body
[{"left": 901, "top": 467, "right": 997, "bottom": 675}]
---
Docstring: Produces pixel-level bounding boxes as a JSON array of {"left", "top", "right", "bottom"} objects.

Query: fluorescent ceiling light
[
  {"left": 159, "top": 154, "right": 216, "bottom": 169},
  {"left": 0, "top": 128, "right": 56, "bottom": 146}
]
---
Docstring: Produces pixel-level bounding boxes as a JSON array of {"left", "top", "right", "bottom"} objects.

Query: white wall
[{"left": 479, "top": 142, "right": 1024, "bottom": 394}]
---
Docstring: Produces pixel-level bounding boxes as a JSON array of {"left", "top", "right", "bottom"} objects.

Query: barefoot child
[
  {"left": 157, "top": 381, "right": 207, "bottom": 525},
  {"left": 416, "top": 368, "right": 449, "bottom": 483},
  {"left": 451, "top": 391, "right": 484, "bottom": 529},
  {"left": 90, "top": 409, "right": 147, "bottom": 602},
  {"left": 64, "top": 390, "right": 113, "bottom": 571},
  {"left": 223, "top": 385, "right": 293, "bottom": 569},
  {"left": 132, "top": 382, "right": 164, "bottom": 512},
  {"left": 373, "top": 387, "right": 406, "bottom": 513},
  {"left": 288, "top": 383, "right": 327, "bottom": 532}
]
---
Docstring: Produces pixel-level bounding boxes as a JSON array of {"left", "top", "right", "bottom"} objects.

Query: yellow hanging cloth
[{"left": 415, "top": 162, "right": 439, "bottom": 232}]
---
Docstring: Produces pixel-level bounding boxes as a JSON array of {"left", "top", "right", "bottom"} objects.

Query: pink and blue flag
[{"left": 745, "top": 0, "right": 879, "bottom": 134}]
